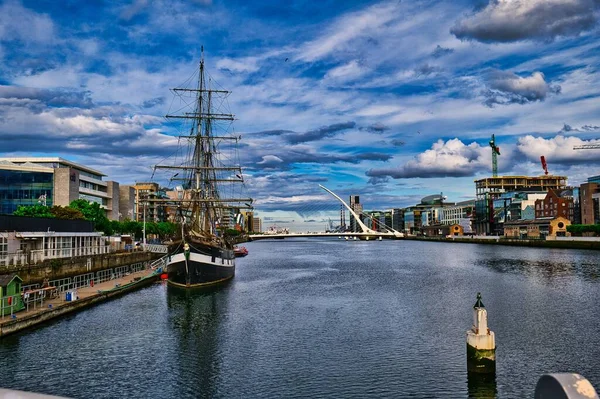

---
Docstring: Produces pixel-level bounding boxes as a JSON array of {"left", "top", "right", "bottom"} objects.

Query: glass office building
[{"left": 0, "top": 169, "right": 54, "bottom": 215}]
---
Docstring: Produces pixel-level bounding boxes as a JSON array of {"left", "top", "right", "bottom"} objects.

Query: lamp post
[{"left": 142, "top": 201, "right": 146, "bottom": 249}]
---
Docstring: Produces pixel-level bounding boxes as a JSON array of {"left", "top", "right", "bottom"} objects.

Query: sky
[{"left": 1, "top": 0, "right": 600, "bottom": 231}]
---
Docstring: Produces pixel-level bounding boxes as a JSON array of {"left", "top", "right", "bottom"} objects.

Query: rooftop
[{"left": 0, "top": 157, "right": 105, "bottom": 177}]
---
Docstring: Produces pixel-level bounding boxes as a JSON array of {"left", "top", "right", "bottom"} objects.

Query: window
[{"left": 0, "top": 235, "right": 7, "bottom": 257}]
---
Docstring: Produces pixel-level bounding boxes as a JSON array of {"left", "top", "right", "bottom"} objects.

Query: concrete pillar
[{"left": 466, "top": 292, "right": 496, "bottom": 374}]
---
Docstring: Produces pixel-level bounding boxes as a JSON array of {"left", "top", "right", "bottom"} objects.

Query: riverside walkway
[{"left": 0, "top": 266, "right": 163, "bottom": 337}]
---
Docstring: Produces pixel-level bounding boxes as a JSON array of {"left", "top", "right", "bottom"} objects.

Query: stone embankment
[
  {"left": 0, "top": 267, "right": 162, "bottom": 337},
  {"left": 0, "top": 251, "right": 158, "bottom": 285},
  {"left": 406, "top": 236, "right": 600, "bottom": 250}
]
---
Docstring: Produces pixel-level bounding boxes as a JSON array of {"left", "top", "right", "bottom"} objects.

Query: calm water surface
[{"left": 1, "top": 239, "right": 600, "bottom": 398}]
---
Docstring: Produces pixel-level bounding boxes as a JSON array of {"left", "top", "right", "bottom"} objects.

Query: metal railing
[
  {"left": 0, "top": 293, "right": 23, "bottom": 319},
  {"left": 0, "top": 246, "right": 113, "bottom": 268}
]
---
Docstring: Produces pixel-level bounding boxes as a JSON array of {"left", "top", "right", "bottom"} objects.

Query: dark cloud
[
  {"left": 482, "top": 70, "right": 561, "bottom": 106},
  {"left": 361, "top": 122, "right": 390, "bottom": 133},
  {"left": 367, "top": 176, "right": 389, "bottom": 185},
  {"left": 582, "top": 124, "right": 600, "bottom": 131},
  {"left": 391, "top": 139, "right": 406, "bottom": 147},
  {"left": 246, "top": 150, "right": 392, "bottom": 171},
  {"left": 285, "top": 121, "right": 356, "bottom": 144},
  {"left": 251, "top": 129, "right": 294, "bottom": 137},
  {"left": 558, "top": 123, "right": 600, "bottom": 134},
  {"left": 451, "top": 0, "right": 600, "bottom": 43},
  {"left": 366, "top": 165, "right": 476, "bottom": 179},
  {"left": 0, "top": 85, "right": 93, "bottom": 108},
  {"left": 414, "top": 64, "right": 440, "bottom": 77},
  {"left": 142, "top": 97, "right": 165, "bottom": 108},
  {"left": 432, "top": 45, "right": 454, "bottom": 58}
]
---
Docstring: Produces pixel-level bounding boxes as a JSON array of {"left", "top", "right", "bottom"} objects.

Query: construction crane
[
  {"left": 573, "top": 144, "right": 600, "bottom": 150},
  {"left": 540, "top": 155, "right": 549, "bottom": 175},
  {"left": 489, "top": 134, "right": 501, "bottom": 177}
]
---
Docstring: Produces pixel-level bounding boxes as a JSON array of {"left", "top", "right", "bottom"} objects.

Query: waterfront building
[
  {"left": 118, "top": 186, "right": 135, "bottom": 221},
  {"left": 422, "top": 223, "right": 464, "bottom": 237},
  {"left": 504, "top": 192, "right": 547, "bottom": 221},
  {"left": 0, "top": 215, "right": 108, "bottom": 267},
  {"left": 440, "top": 200, "right": 475, "bottom": 225},
  {"left": 349, "top": 195, "right": 363, "bottom": 232},
  {"left": 132, "top": 182, "right": 164, "bottom": 222},
  {"left": 534, "top": 189, "right": 574, "bottom": 221},
  {"left": 403, "top": 209, "right": 423, "bottom": 234},
  {"left": 474, "top": 175, "right": 567, "bottom": 235},
  {"left": 252, "top": 217, "right": 262, "bottom": 233},
  {"left": 503, "top": 216, "right": 570, "bottom": 239},
  {"left": 391, "top": 208, "right": 405, "bottom": 232},
  {"left": 579, "top": 181, "right": 600, "bottom": 225},
  {"left": 0, "top": 157, "right": 121, "bottom": 220}
]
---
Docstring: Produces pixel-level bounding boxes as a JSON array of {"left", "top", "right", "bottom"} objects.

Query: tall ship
[{"left": 154, "top": 47, "right": 252, "bottom": 288}]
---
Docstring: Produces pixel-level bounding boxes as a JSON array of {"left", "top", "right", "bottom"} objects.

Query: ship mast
[{"left": 155, "top": 46, "right": 252, "bottom": 243}]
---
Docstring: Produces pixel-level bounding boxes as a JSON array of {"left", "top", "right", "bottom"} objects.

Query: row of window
[{"left": 79, "top": 181, "right": 107, "bottom": 193}]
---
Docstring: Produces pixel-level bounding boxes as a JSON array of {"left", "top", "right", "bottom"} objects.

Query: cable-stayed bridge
[{"left": 249, "top": 185, "right": 404, "bottom": 241}]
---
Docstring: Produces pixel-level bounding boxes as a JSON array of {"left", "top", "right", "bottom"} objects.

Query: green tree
[
  {"left": 50, "top": 206, "right": 85, "bottom": 220},
  {"left": 13, "top": 205, "right": 55, "bottom": 218},
  {"left": 69, "top": 199, "right": 112, "bottom": 234}
]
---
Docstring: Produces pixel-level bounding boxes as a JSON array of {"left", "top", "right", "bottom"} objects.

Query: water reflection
[
  {"left": 467, "top": 372, "right": 497, "bottom": 399},
  {"left": 166, "top": 285, "right": 229, "bottom": 399},
  {"left": 477, "top": 256, "right": 600, "bottom": 282}
]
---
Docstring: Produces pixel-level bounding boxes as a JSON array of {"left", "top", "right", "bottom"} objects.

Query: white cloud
[
  {"left": 297, "top": 2, "right": 399, "bottom": 62},
  {"left": 366, "top": 138, "right": 491, "bottom": 178},
  {"left": 516, "top": 135, "right": 600, "bottom": 163},
  {"left": 216, "top": 57, "right": 260, "bottom": 73},
  {"left": 324, "top": 60, "right": 369, "bottom": 82},
  {"left": 0, "top": 0, "right": 56, "bottom": 44}
]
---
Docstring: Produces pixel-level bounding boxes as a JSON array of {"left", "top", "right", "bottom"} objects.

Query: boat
[
  {"left": 153, "top": 47, "right": 252, "bottom": 289},
  {"left": 234, "top": 246, "right": 248, "bottom": 257}
]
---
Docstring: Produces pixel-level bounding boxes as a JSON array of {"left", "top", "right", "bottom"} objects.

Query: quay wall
[
  {"left": 406, "top": 236, "right": 600, "bottom": 250},
  {"left": 0, "top": 274, "right": 159, "bottom": 338},
  {"left": 0, "top": 252, "right": 158, "bottom": 285}
]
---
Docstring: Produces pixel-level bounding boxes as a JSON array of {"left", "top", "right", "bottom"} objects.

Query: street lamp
[{"left": 142, "top": 201, "right": 146, "bottom": 249}]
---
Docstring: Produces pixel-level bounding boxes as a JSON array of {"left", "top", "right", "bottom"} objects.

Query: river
[{"left": 1, "top": 239, "right": 599, "bottom": 398}]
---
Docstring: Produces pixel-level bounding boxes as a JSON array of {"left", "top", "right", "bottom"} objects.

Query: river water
[{"left": 1, "top": 239, "right": 599, "bottom": 398}]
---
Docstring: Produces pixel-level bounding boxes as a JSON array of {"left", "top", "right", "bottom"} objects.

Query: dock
[{"left": 0, "top": 266, "right": 164, "bottom": 338}]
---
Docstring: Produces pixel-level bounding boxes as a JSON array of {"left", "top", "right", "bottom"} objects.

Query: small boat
[{"left": 234, "top": 246, "right": 249, "bottom": 257}]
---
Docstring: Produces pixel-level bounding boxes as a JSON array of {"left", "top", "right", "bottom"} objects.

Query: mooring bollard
[
  {"left": 466, "top": 292, "right": 496, "bottom": 374},
  {"left": 535, "top": 373, "right": 599, "bottom": 399}
]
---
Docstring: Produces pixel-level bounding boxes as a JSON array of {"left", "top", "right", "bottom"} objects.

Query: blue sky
[{"left": 1, "top": 0, "right": 600, "bottom": 231}]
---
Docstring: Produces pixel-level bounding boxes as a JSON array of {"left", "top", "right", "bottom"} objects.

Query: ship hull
[{"left": 166, "top": 247, "right": 235, "bottom": 288}]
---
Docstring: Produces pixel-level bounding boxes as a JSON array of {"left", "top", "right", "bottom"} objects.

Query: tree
[
  {"left": 13, "top": 205, "right": 55, "bottom": 218},
  {"left": 50, "top": 206, "right": 85, "bottom": 220},
  {"left": 69, "top": 199, "right": 111, "bottom": 234}
]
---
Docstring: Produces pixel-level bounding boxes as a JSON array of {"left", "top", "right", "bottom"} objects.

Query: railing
[
  {"left": 0, "top": 293, "right": 23, "bottom": 319},
  {"left": 0, "top": 246, "right": 113, "bottom": 268},
  {"left": 143, "top": 244, "right": 168, "bottom": 253}
]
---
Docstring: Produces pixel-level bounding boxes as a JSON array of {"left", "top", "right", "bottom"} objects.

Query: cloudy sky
[{"left": 1, "top": 0, "right": 600, "bottom": 231}]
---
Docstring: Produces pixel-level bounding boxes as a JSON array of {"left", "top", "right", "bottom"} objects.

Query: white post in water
[{"left": 466, "top": 292, "right": 496, "bottom": 374}]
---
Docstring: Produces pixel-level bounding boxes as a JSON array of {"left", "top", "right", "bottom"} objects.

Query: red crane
[{"left": 540, "top": 156, "right": 548, "bottom": 175}]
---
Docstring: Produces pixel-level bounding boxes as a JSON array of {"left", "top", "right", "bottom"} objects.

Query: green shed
[{"left": 0, "top": 274, "right": 25, "bottom": 316}]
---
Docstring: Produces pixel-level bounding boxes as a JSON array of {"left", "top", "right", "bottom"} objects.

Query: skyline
[{"left": 1, "top": 0, "right": 600, "bottom": 230}]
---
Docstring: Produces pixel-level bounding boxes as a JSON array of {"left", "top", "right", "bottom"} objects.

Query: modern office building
[
  {"left": 349, "top": 195, "right": 363, "bottom": 232},
  {"left": 440, "top": 200, "right": 475, "bottom": 225},
  {"left": 474, "top": 175, "right": 567, "bottom": 235},
  {"left": 0, "top": 157, "right": 121, "bottom": 220}
]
